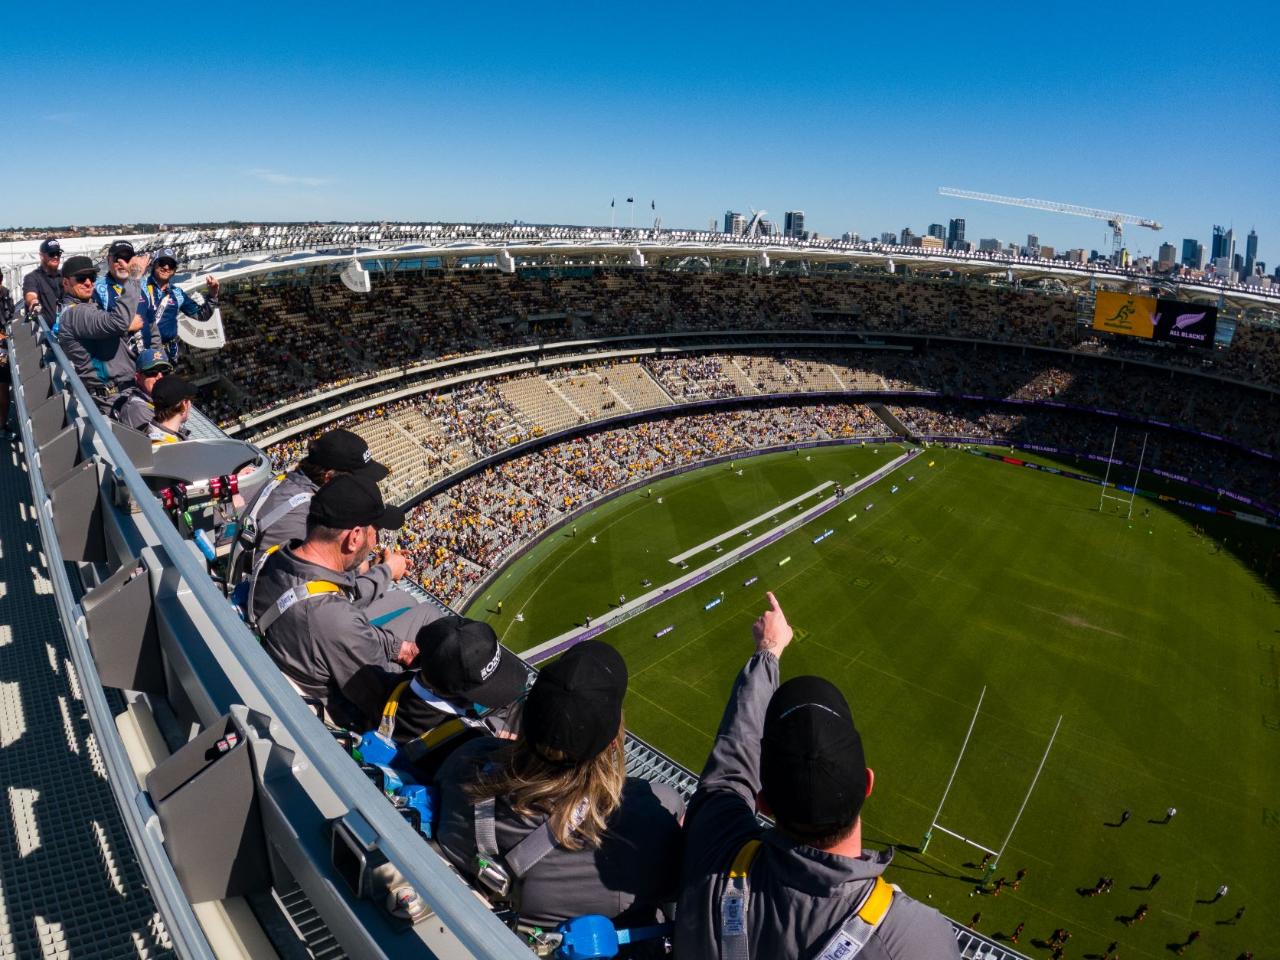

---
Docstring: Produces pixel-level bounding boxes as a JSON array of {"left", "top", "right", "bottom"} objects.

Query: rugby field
[{"left": 466, "top": 444, "right": 1279, "bottom": 957}]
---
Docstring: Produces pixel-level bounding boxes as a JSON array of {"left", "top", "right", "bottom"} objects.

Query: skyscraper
[
  {"left": 927, "top": 223, "right": 946, "bottom": 240},
  {"left": 1245, "top": 228, "right": 1258, "bottom": 277},
  {"left": 724, "top": 211, "right": 746, "bottom": 235},
  {"left": 947, "top": 218, "right": 966, "bottom": 250},
  {"left": 783, "top": 211, "right": 806, "bottom": 239},
  {"left": 1181, "top": 238, "right": 1204, "bottom": 270},
  {"left": 1211, "top": 225, "right": 1227, "bottom": 262},
  {"left": 1158, "top": 243, "right": 1178, "bottom": 271}
]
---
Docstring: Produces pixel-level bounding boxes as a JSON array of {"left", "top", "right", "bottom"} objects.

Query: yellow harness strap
[
  {"left": 379, "top": 680, "right": 411, "bottom": 738},
  {"left": 857, "top": 876, "right": 894, "bottom": 925},
  {"left": 415, "top": 717, "right": 467, "bottom": 750},
  {"left": 729, "top": 839, "right": 763, "bottom": 880},
  {"left": 378, "top": 679, "right": 471, "bottom": 764}
]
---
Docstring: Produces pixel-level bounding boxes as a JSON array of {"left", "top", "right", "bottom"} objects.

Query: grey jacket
[
  {"left": 112, "top": 384, "right": 154, "bottom": 431},
  {"left": 249, "top": 469, "right": 317, "bottom": 559},
  {"left": 674, "top": 652, "right": 961, "bottom": 960},
  {"left": 434, "top": 737, "right": 685, "bottom": 929},
  {"left": 251, "top": 545, "right": 418, "bottom": 729},
  {"left": 56, "top": 278, "right": 140, "bottom": 394}
]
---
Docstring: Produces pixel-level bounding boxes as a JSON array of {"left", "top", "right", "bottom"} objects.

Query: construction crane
[{"left": 938, "top": 187, "right": 1162, "bottom": 260}]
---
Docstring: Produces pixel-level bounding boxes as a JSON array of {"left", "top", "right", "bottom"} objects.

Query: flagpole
[{"left": 610, "top": 199, "right": 615, "bottom": 230}]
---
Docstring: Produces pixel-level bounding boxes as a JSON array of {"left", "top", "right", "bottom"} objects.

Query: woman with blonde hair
[{"left": 433, "top": 640, "right": 683, "bottom": 929}]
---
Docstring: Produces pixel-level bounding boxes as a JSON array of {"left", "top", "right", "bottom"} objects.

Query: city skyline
[{"left": 0, "top": 2, "right": 1274, "bottom": 262}]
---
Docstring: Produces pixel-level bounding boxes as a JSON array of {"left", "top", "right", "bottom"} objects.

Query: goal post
[
  {"left": 1098, "top": 427, "right": 1149, "bottom": 520},
  {"left": 922, "top": 694, "right": 1065, "bottom": 881},
  {"left": 921, "top": 686, "right": 986, "bottom": 854}
]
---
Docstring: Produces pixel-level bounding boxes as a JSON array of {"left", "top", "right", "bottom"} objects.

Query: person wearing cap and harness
[
  {"left": 55, "top": 254, "right": 148, "bottom": 412},
  {"left": 230, "top": 428, "right": 389, "bottom": 588},
  {"left": 94, "top": 240, "right": 145, "bottom": 313},
  {"left": 22, "top": 238, "right": 64, "bottom": 321},
  {"left": 675, "top": 592, "right": 960, "bottom": 960},
  {"left": 139, "top": 252, "right": 220, "bottom": 365},
  {"left": 111, "top": 349, "right": 172, "bottom": 432},
  {"left": 374, "top": 616, "right": 530, "bottom": 781},
  {"left": 250, "top": 473, "right": 443, "bottom": 731},
  {"left": 146, "top": 375, "right": 198, "bottom": 446},
  {"left": 433, "top": 640, "right": 683, "bottom": 932}
]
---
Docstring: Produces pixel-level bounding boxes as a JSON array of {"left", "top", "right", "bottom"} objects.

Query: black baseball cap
[
  {"left": 108, "top": 240, "right": 136, "bottom": 262},
  {"left": 416, "top": 616, "right": 530, "bottom": 710},
  {"left": 39, "top": 238, "right": 62, "bottom": 257},
  {"left": 60, "top": 256, "right": 97, "bottom": 279},
  {"left": 523, "top": 641, "right": 626, "bottom": 765},
  {"left": 761, "top": 676, "right": 868, "bottom": 833},
  {"left": 151, "top": 375, "right": 198, "bottom": 408},
  {"left": 154, "top": 251, "right": 179, "bottom": 269},
  {"left": 307, "top": 473, "right": 404, "bottom": 531},
  {"left": 305, "top": 428, "right": 390, "bottom": 481}
]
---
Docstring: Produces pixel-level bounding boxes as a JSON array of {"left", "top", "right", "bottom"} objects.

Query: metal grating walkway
[{"left": 0, "top": 435, "right": 175, "bottom": 960}]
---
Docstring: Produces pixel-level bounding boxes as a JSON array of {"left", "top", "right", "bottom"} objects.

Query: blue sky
[{"left": 5, "top": 1, "right": 1276, "bottom": 264}]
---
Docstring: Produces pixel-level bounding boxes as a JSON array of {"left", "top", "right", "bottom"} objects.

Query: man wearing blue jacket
[{"left": 139, "top": 252, "right": 220, "bottom": 364}]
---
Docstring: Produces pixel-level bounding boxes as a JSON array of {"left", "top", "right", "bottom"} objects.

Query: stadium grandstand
[{"left": 2, "top": 225, "right": 1277, "bottom": 960}]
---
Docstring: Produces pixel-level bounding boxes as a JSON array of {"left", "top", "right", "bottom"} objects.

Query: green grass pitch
[{"left": 466, "top": 444, "right": 1279, "bottom": 957}]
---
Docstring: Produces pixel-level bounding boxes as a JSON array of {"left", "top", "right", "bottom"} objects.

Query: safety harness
[
  {"left": 141, "top": 278, "right": 187, "bottom": 342},
  {"left": 473, "top": 794, "right": 589, "bottom": 902},
  {"left": 719, "top": 839, "right": 896, "bottom": 960},
  {"left": 229, "top": 472, "right": 312, "bottom": 584},
  {"left": 246, "top": 544, "right": 346, "bottom": 634},
  {"left": 376, "top": 678, "right": 478, "bottom": 767}
]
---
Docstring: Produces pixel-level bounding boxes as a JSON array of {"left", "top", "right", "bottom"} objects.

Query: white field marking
[
  {"left": 667, "top": 481, "right": 835, "bottom": 565},
  {"left": 522, "top": 450, "right": 915, "bottom": 663}
]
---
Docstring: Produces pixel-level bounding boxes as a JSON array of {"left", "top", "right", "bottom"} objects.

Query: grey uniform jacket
[
  {"left": 250, "top": 469, "right": 317, "bottom": 560},
  {"left": 674, "top": 652, "right": 961, "bottom": 960},
  {"left": 434, "top": 737, "right": 685, "bottom": 929},
  {"left": 251, "top": 545, "right": 441, "bottom": 729},
  {"left": 113, "top": 385, "right": 155, "bottom": 431},
  {"left": 56, "top": 278, "right": 140, "bottom": 395}
]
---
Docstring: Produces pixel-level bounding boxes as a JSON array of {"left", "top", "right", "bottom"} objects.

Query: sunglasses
[{"left": 72, "top": 272, "right": 97, "bottom": 284}]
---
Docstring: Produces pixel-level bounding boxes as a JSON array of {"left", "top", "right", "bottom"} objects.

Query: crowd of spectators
[
  {"left": 192, "top": 266, "right": 1280, "bottom": 434},
  {"left": 891, "top": 400, "right": 1280, "bottom": 509},
  {"left": 263, "top": 345, "right": 1280, "bottom": 546},
  {"left": 381, "top": 404, "right": 889, "bottom": 604}
]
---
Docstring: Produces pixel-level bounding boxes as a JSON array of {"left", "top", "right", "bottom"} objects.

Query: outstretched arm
[{"left": 693, "top": 592, "right": 793, "bottom": 806}]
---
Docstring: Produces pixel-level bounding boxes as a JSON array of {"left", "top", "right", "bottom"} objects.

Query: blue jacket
[
  {"left": 93, "top": 276, "right": 144, "bottom": 317},
  {"left": 139, "top": 276, "right": 218, "bottom": 344}
]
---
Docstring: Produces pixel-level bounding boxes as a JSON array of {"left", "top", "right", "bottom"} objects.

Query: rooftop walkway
[{"left": 0, "top": 434, "right": 175, "bottom": 960}]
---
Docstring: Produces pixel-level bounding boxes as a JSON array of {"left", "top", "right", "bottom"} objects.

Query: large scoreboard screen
[{"left": 1093, "top": 291, "right": 1217, "bottom": 348}]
